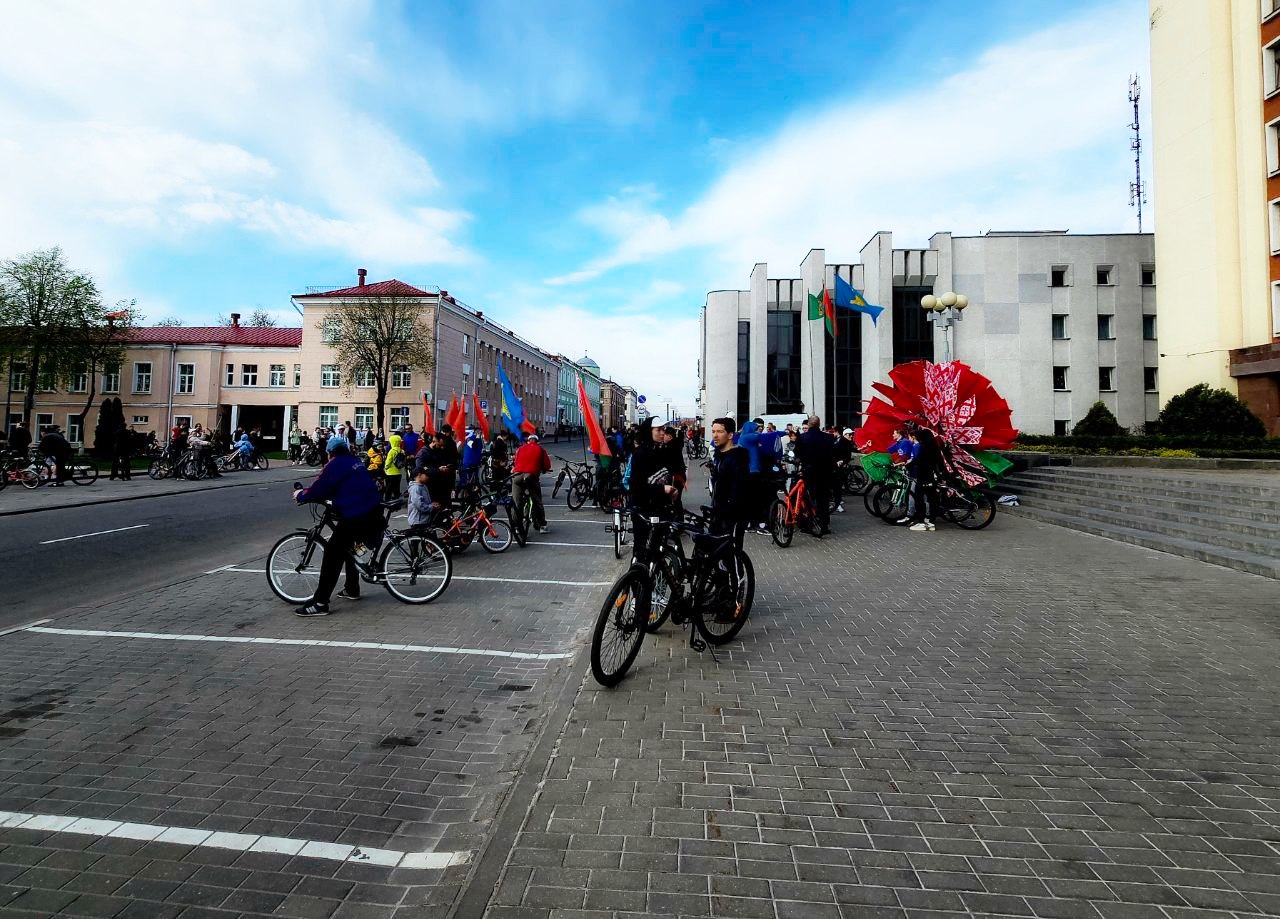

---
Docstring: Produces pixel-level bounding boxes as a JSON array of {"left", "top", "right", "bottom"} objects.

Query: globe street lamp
[{"left": 920, "top": 291, "right": 969, "bottom": 363}]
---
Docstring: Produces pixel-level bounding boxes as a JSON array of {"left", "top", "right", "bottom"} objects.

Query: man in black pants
[
  {"left": 794, "top": 415, "right": 835, "bottom": 535},
  {"left": 708, "top": 417, "right": 750, "bottom": 551},
  {"left": 908, "top": 422, "right": 940, "bottom": 531}
]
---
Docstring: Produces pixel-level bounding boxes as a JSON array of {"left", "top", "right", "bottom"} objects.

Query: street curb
[
  {"left": 447, "top": 582, "right": 604, "bottom": 919},
  {"left": 0, "top": 470, "right": 312, "bottom": 518}
]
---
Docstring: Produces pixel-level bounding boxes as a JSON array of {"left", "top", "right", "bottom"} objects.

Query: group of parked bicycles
[
  {"left": 147, "top": 445, "right": 269, "bottom": 480},
  {"left": 0, "top": 449, "right": 99, "bottom": 490}
]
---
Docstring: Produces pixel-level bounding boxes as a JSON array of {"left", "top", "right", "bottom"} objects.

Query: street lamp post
[{"left": 920, "top": 291, "right": 969, "bottom": 363}]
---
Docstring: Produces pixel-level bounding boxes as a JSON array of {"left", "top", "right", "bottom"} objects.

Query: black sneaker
[
  {"left": 337, "top": 589, "right": 361, "bottom": 601},
  {"left": 294, "top": 603, "right": 330, "bottom": 617}
]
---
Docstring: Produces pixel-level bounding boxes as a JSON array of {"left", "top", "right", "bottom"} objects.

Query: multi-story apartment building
[
  {"left": 700, "top": 230, "right": 1157, "bottom": 436},
  {"left": 600, "top": 380, "right": 627, "bottom": 431},
  {"left": 1149, "top": 0, "right": 1280, "bottom": 433}
]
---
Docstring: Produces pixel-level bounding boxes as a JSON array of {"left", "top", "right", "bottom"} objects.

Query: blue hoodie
[{"left": 737, "top": 421, "right": 762, "bottom": 474}]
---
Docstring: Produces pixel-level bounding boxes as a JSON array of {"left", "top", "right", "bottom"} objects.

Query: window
[
  {"left": 1053, "top": 366, "right": 1068, "bottom": 391},
  {"left": 389, "top": 406, "right": 409, "bottom": 429},
  {"left": 102, "top": 364, "right": 119, "bottom": 394},
  {"left": 131, "top": 415, "right": 148, "bottom": 425},
  {"left": 392, "top": 365, "right": 411, "bottom": 388},
  {"left": 1267, "top": 39, "right": 1280, "bottom": 96},
  {"left": 66, "top": 416, "right": 82, "bottom": 445},
  {"left": 1269, "top": 0, "right": 1280, "bottom": 20},
  {"left": 173, "top": 415, "right": 192, "bottom": 431},
  {"left": 1144, "top": 367, "right": 1158, "bottom": 392},
  {"left": 1099, "top": 367, "right": 1115, "bottom": 391},
  {"left": 1095, "top": 266, "right": 1113, "bottom": 286},
  {"left": 1050, "top": 266, "right": 1069, "bottom": 287},
  {"left": 321, "top": 365, "right": 340, "bottom": 388},
  {"left": 36, "top": 412, "right": 53, "bottom": 434},
  {"left": 1142, "top": 315, "right": 1156, "bottom": 340},
  {"left": 133, "top": 362, "right": 152, "bottom": 394},
  {"left": 322, "top": 317, "right": 341, "bottom": 343},
  {"left": 1097, "top": 315, "right": 1114, "bottom": 340},
  {"left": 294, "top": 364, "right": 301, "bottom": 386},
  {"left": 737, "top": 321, "right": 751, "bottom": 420},
  {"left": 1273, "top": 282, "right": 1280, "bottom": 336},
  {"left": 38, "top": 369, "right": 55, "bottom": 392},
  {"left": 1054, "top": 420, "right": 1069, "bottom": 436},
  {"left": 1271, "top": 199, "right": 1280, "bottom": 254},
  {"left": 1268, "top": 120, "right": 1280, "bottom": 175},
  {"left": 241, "top": 364, "right": 258, "bottom": 386},
  {"left": 8, "top": 363, "right": 26, "bottom": 392},
  {"left": 1051, "top": 315, "right": 1068, "bottom": 340},
  {"left": 270, "top": 364, "right": 286, "bottom": 386},
  {"left": 1140, "top": 264, "right": 1156, "bottom": 286},
  {"left": 177, "top": 363, "right": 194, "bottom": 394},
  {"left": 71, "top": 368, "right": 88, "bottom": 393},
  {"left": 462, "top": 334, "right": 470, "bottom": 354},
  {"left": 355, "top": 367, "right": 376, "bottom": 388},
  {"left": 766, "top": 310, "right": 803, "bottom": 413},
  {"left": 226, "top": 363, "right": 235, "bottom": 386},
  {"left": 354, "top": 407, "right": 374, "bottom": 430},
  {"left": 318, "top": 405, "right": 338, "bottom": 428}
]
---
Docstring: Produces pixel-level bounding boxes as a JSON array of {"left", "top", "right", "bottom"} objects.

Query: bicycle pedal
[{"left": 690, "top": 637, "right": 706, "bottom": 653}]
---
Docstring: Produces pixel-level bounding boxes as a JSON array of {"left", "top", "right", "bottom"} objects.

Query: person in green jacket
[{"left": 384, "top": 433, "right": 405, "bottom": 499}]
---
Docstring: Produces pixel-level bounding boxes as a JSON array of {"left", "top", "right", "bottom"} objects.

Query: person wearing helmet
[{"left": 291, "top": 435, "right": 385, "bottom": 617}]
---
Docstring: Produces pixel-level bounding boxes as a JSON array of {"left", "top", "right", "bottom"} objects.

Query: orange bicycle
[
  {"left": 431, "top": 493, "right": 513, "bottom": 554},
  {"left": 768, "top": 464, "right": 819, "bottom": 548}
]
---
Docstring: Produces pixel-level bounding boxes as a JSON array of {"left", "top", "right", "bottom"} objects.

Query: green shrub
[
  {"left": 1072, "top": 401, "right": 1126, "bottom": 437},
  {"left": 1155, "top": 383, "right": 1266, "bottom": 437}
]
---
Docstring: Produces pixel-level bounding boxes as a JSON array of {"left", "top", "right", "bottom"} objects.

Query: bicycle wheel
[
  {"left": 379, "top": 535, "right": 452, "bottom": 603},
  {"left": 644, "top": 553, "right": 680, "bottom": 633},
  {"left": 19, "top": 464, "right": 43, "bottom": 489},
  {"left": 255, "top": 454, "right": 270, "bottom": 470},
  {"left": 566, "top": 481, "right": 587, "bottom": 510},
  {"left": 307, "top": 450, "right": 321, "bottom": 468},
  {"left": 846, "top": 466, "right": 871, "bottom": 496},
  {"left": 862, "top": 483, "right": 881, "bottom": 516},
  {"left": 267, "top": 532, "right": 324, "bottom": 604},
  {"left": 69, "top": 460, "right": 98, "bottom": 485},
  {"left": 694, "top": 548, "right": 754, "bottom": 646},
  {"left": 943, "top": 487, "right": 997, "bottom": 530},
  {"left": 147, "top": 459, "right": 168, "bottom": 480},
  {"left": 551, "top": 469, "right": 566, "bottom": 498},
  {"left": 769, "top": 498, "right": 793, "bottom": 548},
  {"left": 590, "top": 567, "right": 648, "bottom": 687},
  {"left": 479, "top": 517, "right": 513, "bottom": 553},
  {"left": 612, "top": 508, "right": 625, "bottom": 559},
  {"left": 872, "top": 483, "right": 910, "bottom": 523}
]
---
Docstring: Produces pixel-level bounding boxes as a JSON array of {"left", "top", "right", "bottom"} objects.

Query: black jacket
[
  {"left": 795, "top": 428, "right": 835, "bottom": 479},
  {"left": 10, "top": 427, "right": 32, "bottom": 453},
  {"left": 627, "top": 442, "right": 679, "bottom": 514},
  {"left": 709, "top": 445, "right": 750, "bottom": 529}
]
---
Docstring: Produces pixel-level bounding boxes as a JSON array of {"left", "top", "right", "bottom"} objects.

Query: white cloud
[
  {"left": 0, "top": 0, "right": 469, "bottom": 271},
  {"left": 548, "top": 4, "right": 1152, "bottom": 284}
]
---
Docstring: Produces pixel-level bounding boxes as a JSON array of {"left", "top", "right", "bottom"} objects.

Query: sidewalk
[
  {"left": 475, "top": 505, "right": 1280, "bottom": 918},
  {"left": 0, "top": 463, "right": 316, "bottom": 517}
]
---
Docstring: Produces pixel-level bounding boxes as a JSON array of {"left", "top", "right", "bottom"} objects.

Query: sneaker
[
  {"left": 337, "top": 588, "right": 361, "bottom": 601},
  {"left": 538, "top": 526, "right": 551, "bottom": 534},
  {"left": 909, "top": 522, "right": 932, "bottom": 532},
  {"left": 294, "top": 603, "right": 330, "bottom": 617},
  {"left": 893, "top": 516, "right": 912, "bottom": 525},
  {"left": 819, "top": 526, "right": 832, "bottom": 536},
  {"left": 925, "top": 521, "right": 936, "bottom": 531},
  {"left": 836, "top": 505, "right": 845, "bottom": 513}
]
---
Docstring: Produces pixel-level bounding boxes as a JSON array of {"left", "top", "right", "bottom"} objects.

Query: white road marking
[
  {"left": 39, "top": 523, "right": 149, "bottom": 545},
  {"left": 452, "top": 575, "right": 612, "bottom": 587},
  {"left": 0, "top": 809, "right": 469, "bottom": 869},
  {"left": 204, "top": 563, "right": 236, "bottom": 574},
  {"left": 22, "top": 626, "right": 573, "bottom": 661},
  {"left": 0, "top": 618, "right": 52, "bottom": 638}
]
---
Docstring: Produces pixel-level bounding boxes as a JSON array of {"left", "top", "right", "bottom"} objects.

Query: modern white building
[{"left": 699, "top": 230, "right": 1157, "bottom": 436}]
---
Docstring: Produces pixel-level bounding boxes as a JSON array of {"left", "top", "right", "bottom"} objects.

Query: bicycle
[
  {"left": 431, "top": 492, "right": 513, "bottom": 553},
  {"left": 768, "top": 465, "right": 821, "bottom": 548},
  {"left": 869, "top": 467, "right": 913, "bottom": 524},
  {"left": 685, "top": 440, "right": 708, "bottom": 460},
  {"left": 935, "top": 475, "right": 997, "bottom": 529},
  {"left": 590, "top": 509, "right": 755, "bottom": 687},
  {"left": 551, "top": 460, "right": 593, "bottom": 508},
  {"left": 505, "top": 475, "right": 538, "bottom": 548},
  {"left": 607, "top": 504, "right": 630, "bottom": 559},
  {"left": 267, "top": 489, "right": 452, "bottom": 605}
]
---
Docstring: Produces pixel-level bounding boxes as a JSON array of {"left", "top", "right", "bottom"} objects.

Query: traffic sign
[
  {"left": 638, "top": 395, "right": 646, "bottom": 404},
  {"left": 479, "top": 400, "right": 489, "bottom": 410}
]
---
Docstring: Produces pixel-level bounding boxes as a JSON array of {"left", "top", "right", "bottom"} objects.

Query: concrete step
[
  {"left": 1003, "top": 472, "right": 1280, "bottom": 516},
  {"left": 998, "top": 480, "right": 1280, "bottom": 540},
  {"left": 1006, "top": 504, "right": 1280, "bottom": 580},
  {"left": 1009, "top": 467, "right": 1280, "bottom": 504}
]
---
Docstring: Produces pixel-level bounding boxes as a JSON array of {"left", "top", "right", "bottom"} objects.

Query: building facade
[
  {"left": 554, "top": 355, "right": 604, "bottom": 429},
  {"left": 10, "top": 271, "right": 624, "bottom": 445},
  {"left": 700, "top": 231, "right": 1157, "bottom": 436},
  {"left": 1149, "top": 0, "right": 1280, "bottom": 433},
  {"left": 600, "top": 380, "right": 627, "bottom": 431}
]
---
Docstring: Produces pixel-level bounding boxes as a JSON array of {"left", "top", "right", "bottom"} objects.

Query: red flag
[
  {"left": 577, "top": 376, "right": 611, "bottom": 457},
  {"left": 444, "top": 393, "right": 459, "bottom": 437},
  {"left": 471, "top": 391, "right": 489, "bottom": 441},
  {"left": 422, "top": 392, "right": 435, "bottom": 435},
  {"left": 451, "top": 392, "right": 467, "bottom": 443}
]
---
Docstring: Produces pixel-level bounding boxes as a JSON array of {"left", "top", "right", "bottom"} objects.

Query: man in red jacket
[{"left": 512, "top": 433, "right": 552, "bottom": 534}]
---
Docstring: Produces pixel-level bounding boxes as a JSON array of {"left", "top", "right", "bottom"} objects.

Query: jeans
[{"left": 512, "top": 473, "right": 546, "bottom": 529}]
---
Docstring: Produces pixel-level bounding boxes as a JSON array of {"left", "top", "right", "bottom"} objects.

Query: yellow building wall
[{"left": 1149, "top": 0, "right": 1270, "bottom": 397}]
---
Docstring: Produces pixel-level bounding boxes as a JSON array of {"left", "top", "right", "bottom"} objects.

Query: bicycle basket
[{"left": 691, "top": 531, "right": 735, "bottom": 563}]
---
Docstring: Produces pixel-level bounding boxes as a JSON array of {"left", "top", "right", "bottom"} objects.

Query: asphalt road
[{"left": 0, "top": 476, "right": 312, "bottom": 631}]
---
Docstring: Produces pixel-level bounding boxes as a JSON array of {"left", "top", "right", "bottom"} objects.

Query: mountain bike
[
  {"left": 431, "top": 492, "right": 513, "bottom": 553},
  {"left": 869, "top": 468, "right": 913, "bottom": 525},
  {"left": 506, "top": 476, "right": 539, "bottom": 548},
  {"left": 768, "top": 469, "right": 820, "bottom": 548},
  {"left": 685, "top": 439, "right": 708, "bottom": 460},
  {"left": 551, "top": 460, "right": 591, "bottom": 500},
  {"left": 936, "top": 475, "right": 997, "bottom": 529},
  {"left": 267, "top": 490, "right": 452, "bottom": 605},
  {"left": 590, "top": 509, "right": 754, "bottom": 687}
]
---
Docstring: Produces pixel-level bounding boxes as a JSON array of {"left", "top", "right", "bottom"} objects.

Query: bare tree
[
  {"left": 154, "top": 317, "right": 185, "bottom": 327},
  {"left": 322, "top": 294, "right": 434, "bottom": 432},
  {"left": 62, "top": 300, "right": 138, "bottom": 436},
  {"left": 217, "top": 308, "right": 277, "bottom": 327}
]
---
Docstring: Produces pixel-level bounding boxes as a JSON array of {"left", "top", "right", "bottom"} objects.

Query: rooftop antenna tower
[{"left": 1128, "top": 74, "right": 1147, "bottom": 233}]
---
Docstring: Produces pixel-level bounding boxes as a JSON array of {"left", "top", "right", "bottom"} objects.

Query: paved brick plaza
[{"left": 484, "top": 509, "right": 1280, "bottom": 918}]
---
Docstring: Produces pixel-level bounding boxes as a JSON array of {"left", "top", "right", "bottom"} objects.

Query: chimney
[
  {"left": 230, "top": 312, "right": 241, "bottom": 328},
  {"left": 357, "top": 268, "right": 367, "bottom": 287},
  {"left": 439, "top": 290, "right": 448, "bottom": 299}
]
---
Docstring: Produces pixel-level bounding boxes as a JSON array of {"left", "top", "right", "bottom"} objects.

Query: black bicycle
[
  {"left": 267, "top": 488, "right": 453, "bottom": 605},
  {"left": 590, "top": 509, "right": 755, "bottom": 687}
]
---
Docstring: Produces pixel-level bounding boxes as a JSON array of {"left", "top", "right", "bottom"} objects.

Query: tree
[
  {"left": 1155, "top": 383, "right": 1266, "bottom": 437},
  {"left": 322, "top": 294, "right": 434, "bottom": 432},
  {"left": 154, "top": 317, "right": 185, "bottom": 327},
  {"left": 0, "top": 247, "right": 102, "bottom": 423},
  {"left": 1072, "top": 401, "right": 1126, "bottom": 437},
  {"left": 217, "top": 308, "right": 277, "bottom": 327},
  {"left": 61, "top": 299, "right": 137, "bottom": 439}
]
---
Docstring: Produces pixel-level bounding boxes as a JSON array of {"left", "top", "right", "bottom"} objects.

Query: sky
[{"left": 0, "top": 0, "right": 1151, "bottom": 416}]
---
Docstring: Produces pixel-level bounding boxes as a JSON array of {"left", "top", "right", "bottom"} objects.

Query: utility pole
[{"left": 1129, "top": 74, "right": 1147, "bottom": 233}]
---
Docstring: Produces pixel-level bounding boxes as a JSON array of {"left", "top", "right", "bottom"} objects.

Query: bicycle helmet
[{"left": 327, "top": 435, "right": 349, "bottom": 454}]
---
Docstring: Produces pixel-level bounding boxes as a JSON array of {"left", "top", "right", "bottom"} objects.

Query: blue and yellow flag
[
  {"left": 497, "top": 360, "right": 531, "bottom": 439},
  {"left": 834, "top": 274, "right": 884, "bottom": 325}
]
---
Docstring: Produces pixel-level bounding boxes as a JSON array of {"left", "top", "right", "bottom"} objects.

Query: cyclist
[
  {"left": 489, "top": 431, "right": 511, "bottom": 481},
  {"left": 794, "top": 414, "right": 835, "bottom": 536},
  {"left": 235, "top": 431, "right": 255, "bottom": 470},
  {"left": 459, "top": 425, "right": 484, "bottom": 487},
  {"left": 627, "top": 417, "right": 683, "bottom": 562},
  {"left": 512, "top": 433, "right": 552, "bottom": 534},
  {"left": 907, "top": 422, "right": 941, "bottom": 532},
  {"left": 38, "top": 424, "right": 73, "bottom": 486},
  {"left": 292, "top": 435, "right": 385, "bottom": 617},
  {"left": 708, "top": 417, "right": 750, "bottom": 550},
  {"left": 384, "top": 432, "right": 405, "bottom": 499}
]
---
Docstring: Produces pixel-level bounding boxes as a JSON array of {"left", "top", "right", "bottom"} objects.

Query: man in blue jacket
[{"left": 292, "top": 436, "right": 385, "bottom": 617}]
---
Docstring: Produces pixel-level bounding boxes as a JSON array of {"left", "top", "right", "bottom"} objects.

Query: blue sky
[{"left": 0, "top": 0, "right": 1150, "bottom": 413}]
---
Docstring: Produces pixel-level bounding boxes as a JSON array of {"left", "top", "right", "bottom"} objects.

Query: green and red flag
[
  {"left": 822, "top": 286, "right": 837, "bottom": 338},
  {"left": 807, "top": 290, "right": 823, "bottom": 321}
]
